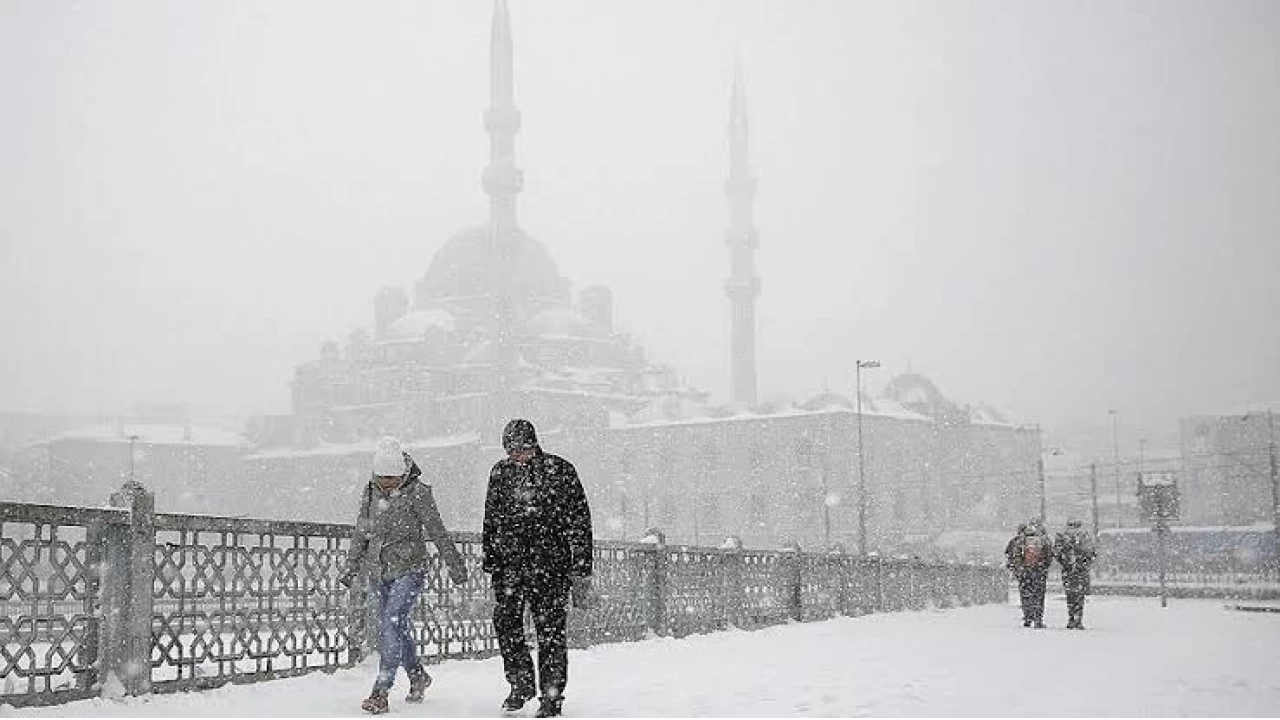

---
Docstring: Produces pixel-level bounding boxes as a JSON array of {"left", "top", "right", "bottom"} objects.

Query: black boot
[
  {"left": 406, "top": 665, "right": 432, "bottom": 703},
  {"left": 361, "top": 689, "right": 389, "bottom": 715},
  {"left": 502, "top": 686, "right": 536, "bottom": 713},
  {"left": 536, "top": 697, "right": 563, "bottom": 718}
]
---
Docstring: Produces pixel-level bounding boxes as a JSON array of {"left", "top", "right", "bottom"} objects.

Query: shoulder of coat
[{"left": 543, "top": 453, "right": 573, "bottom": 471}]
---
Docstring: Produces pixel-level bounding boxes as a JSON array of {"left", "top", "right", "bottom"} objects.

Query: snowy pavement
[{"left": 5, "top": 595, "right": 1278, "bottom": 717}]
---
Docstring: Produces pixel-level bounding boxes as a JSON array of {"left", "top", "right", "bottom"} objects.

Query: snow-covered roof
[
  {"left": 48, "top": 423, "right": 248, "bottom": 448},
  {"left": 1100, "top": 523, "right": 1275, "bottom": 535},
  {"left": 383, "top": 308, "right": 457, "bottom": 341},
  {"left": 616, "top": 402, "right": 942, "bottom": 431},
  {"left": 1190, "top": 401, "right": 1280, "bottom": 420},
  {"left": 243, "top": 432, "right": 480, "bottom": 461},
  {"left": 865, "top": 397, "right": 934, "bottom": 422},
  {"left": 969, "top": 403, "right": 1020, "bottom": 428},
  {"left": 628, "top": 395, "right": 714, "bottom": 425}
]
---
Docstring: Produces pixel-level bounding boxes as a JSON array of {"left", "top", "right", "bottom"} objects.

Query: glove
[
  {"left": 570, "top": 575, "right": 597, "bottom": 610},
  {"left": 449, "top": 564, "right": 469, "bottom": 586}
]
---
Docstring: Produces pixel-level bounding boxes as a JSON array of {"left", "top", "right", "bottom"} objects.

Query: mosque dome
[{"left": 415, "top": 225, "right": 570, "bottom": 306}]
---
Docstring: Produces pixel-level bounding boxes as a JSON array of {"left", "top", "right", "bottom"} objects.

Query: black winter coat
[
  {"left": 482, "top": 448, "right": 593, "bottom": 579},
  {"left": 1055, "top": 528, "right": 1096, "bottom": 594}
]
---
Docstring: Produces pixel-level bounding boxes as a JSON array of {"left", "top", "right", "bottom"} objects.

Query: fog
[{"left": 2, "top": 0, "right": 1279, "bottom": 447}]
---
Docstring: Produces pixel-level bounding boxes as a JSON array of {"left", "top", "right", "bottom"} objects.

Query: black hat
[{"left": 502, "top": 418, "right": 538, "bottom": 452}]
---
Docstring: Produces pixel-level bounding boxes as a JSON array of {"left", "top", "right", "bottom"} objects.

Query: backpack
[{"left": 1022, "top": 535, "right": 1047, "bottom": 567}]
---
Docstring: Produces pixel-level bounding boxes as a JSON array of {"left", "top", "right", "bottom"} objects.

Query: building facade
[{"left": 1179, "top": 410, "right": 1278, "bottom": 527}]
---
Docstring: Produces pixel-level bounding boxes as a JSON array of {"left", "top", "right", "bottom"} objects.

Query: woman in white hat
[{"left": 340, "top": 436, "right": 468, "bottom": 714}]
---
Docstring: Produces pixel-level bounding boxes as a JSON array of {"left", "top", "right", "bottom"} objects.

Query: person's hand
[{"left": 449, "top": 564, "right": 469, "bottom": 586}]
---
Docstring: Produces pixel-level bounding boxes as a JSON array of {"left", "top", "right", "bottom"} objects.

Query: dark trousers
[
  {"left": 1066, "top": 590, "right": 1086, "bottom": 626},
  {"left": 1017, "top": 570, "right": 1048, "bottom": 623},
  {"left": 492, "top": 570, "right": 571, "bottom": 702}
]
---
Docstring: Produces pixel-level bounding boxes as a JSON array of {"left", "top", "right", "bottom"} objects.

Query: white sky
[{"left": 2, "top": 0, "right": 1278, "bottom": 450}]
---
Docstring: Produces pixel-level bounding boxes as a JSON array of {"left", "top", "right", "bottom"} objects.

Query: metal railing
[
  {"left": 1092, "top": 567, "right": 1280, "bottom": 600},
  {"left": 1, "top": 482, "right": 1008, "bottom": 708}
]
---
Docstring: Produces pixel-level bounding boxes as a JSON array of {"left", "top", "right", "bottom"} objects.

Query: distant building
[
  {"left": 26, "top": 420, "right": 248, "bottom": 511},
  {"left": 1179, "top": 407, "right": 1278, "bottom": 526}
]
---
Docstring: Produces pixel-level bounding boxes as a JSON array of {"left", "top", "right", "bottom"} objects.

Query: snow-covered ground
[{"left": 5, "top": 595, "right": 1277, "bottom": 717}]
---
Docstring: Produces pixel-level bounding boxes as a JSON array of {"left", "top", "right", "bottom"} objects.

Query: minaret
[
  {"left": 725, "top": 63, "right": 761, "bottom": 406},
  {"left": 484, "top": 0, "right": 524, "bottom": 378},
  {"left": 484, "top": 0, "right": 522, "bottom": 237}
]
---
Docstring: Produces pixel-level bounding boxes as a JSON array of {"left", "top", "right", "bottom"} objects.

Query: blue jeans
[{"left": 372, "top": 571, "right": 425, "bottom": 692}]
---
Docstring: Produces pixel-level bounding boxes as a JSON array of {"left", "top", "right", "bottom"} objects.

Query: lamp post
[
  {"left": 128, "top": 434, "right": 139, "bottom": 483},
  {"left": 856, "top": 359, "right": 880, "bottom": 555},
  {"left": 1109, "top": 409, "right": 1121, "bottom": 528}
]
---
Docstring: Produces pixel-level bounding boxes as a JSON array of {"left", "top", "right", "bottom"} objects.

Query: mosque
[{"left": 232, "top": 0, "right": 1041, "bottom": 557}]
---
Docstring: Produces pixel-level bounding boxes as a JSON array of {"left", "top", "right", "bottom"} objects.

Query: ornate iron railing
[
  {"left": 0, "top": 483, "right": 1008, "bottom": 708},
  {"left": 0, "top": 503, "right": 125, "bottom": 707},
  {"left": 149, "top": 512, "right": 360, "bottom": 692}
]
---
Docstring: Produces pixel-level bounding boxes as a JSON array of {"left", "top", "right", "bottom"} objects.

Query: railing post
[
  {"left": 831, "top": 545, "right": 849, "bottom": 616},
  {"left": 722, "top": 536, "right": 744, "bottom": 629},
  {"left": 644, "top": 528, "right": 668, "bottom": 637},
  {"left": 100, "top": 480, "right": 155, "bottom": 697},
  {"left": 781, "top": 543, "right": 802, "bottom": 622},
  {"left": 874, "top": 554, "right": 885, "bottom": 612},
  {"left": 79, "top": 521, "right": 106, "bottom": 692}
]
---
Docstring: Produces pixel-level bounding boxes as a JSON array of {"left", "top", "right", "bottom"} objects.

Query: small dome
[
  {"left": 800, "top": 392, "right": 855, "bottom": 412},
  {"left": 386, "top": 309, "right": 456, "bottom": 339}
]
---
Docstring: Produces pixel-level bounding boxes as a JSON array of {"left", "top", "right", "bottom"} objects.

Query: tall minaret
[
  {"left": 485, "top": 0, "right": 523, "bottom": 377},
  {"left": 725, "top": 63, "right": 761, "bottom": 406},
  {"left": 485, "top": 0, "right": 522, "bottom": 237}
]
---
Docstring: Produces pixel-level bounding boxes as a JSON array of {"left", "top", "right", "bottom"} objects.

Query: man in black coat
[
  {"left": 1055, "top": 520, "right": 1096, "bottom": 629},
  {"left": 483, "top": 419, "right": 593, "bottom": 718}
]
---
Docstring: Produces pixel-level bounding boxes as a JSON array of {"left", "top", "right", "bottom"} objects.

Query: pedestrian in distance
[
  {"left": 1055, "top": 519, "right": 1097, "bottom": 629},
  {"left": 1005, "top": 519, "right": 1054, "bottom": 628}
]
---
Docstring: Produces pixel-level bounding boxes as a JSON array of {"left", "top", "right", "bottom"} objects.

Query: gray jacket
[{"left": 345, "top": 460, "right": 465, "bottom": 583}]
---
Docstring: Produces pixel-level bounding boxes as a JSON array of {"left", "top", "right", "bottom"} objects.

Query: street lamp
[
  {"left": 856, "top": 359, "right": 880, "bottom": 555},
  {"left": 128, "top": 434, "right": 140, "bottom": 483},
  {"left": 1109, "top": 409, "right": 1121, "bottom": 528}
]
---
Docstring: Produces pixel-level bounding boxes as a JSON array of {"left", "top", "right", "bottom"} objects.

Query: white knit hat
[{"left": 372, "top": 436, "right": 407, "bottom": 477}]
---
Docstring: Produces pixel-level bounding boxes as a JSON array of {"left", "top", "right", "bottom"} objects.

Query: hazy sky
[{"left": 2, "top": 0, "right": 1278, "bottom": 450}]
